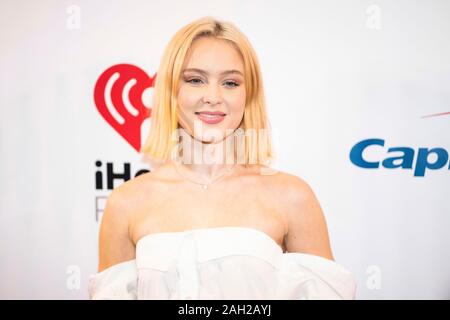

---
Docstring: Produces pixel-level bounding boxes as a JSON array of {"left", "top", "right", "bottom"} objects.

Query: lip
[
  {"left": 195, "top": 111, "right": 226, "bottom": 116},
  {"left": 195, "top": 112, "right": 226, "bottom": 124}
]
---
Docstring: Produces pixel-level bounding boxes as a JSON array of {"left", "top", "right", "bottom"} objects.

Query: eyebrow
[{"left": 182, "top": 68, "right": 244, "bottom": 77}]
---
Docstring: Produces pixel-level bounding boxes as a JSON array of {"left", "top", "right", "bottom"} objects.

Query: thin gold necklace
[{"left": 173, "top": 160, "right": 236, "bottom": 190}]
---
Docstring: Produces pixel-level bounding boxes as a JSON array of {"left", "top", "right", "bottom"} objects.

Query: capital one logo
[
  {"left": 94, "top": 64, "right": 156, "bottom": 152},
  {"left": 350, "top": 138, "right": 450, "bottom": 177},
  {"left": 350, "top": 111, "right": 449, "bottom": 177}
]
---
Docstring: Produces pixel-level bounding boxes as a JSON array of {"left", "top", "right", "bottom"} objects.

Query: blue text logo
[{"left": 350, "top": 138, "right": 450, "bottom": 177}]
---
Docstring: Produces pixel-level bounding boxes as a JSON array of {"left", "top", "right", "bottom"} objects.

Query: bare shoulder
[
  {"left": 269, "top": 169, "right": 309, "bottom": 189},
  {"left": 265, "top": 169, "right": 318, "bottom": 207},
  {"left": 256, "top": 167, "right": 312, "bottom": 198},
  {"left": 114, "top": 169, "right": 158, "bottom": 196},
  {"left": 271, "top": 170, "right": 335, "bottom": 260},
  {"left": 108, "top": 166, "right": 171, "bottom": 206},
  {"left": 97, "top": 172, "right": 156, "bottom": 272}
]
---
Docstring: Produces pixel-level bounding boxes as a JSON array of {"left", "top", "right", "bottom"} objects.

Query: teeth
[{"left": 198, "top": 113, "right": 224, "bottom": 118}]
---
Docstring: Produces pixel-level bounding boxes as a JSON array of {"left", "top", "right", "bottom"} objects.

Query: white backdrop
[{"left": 1, "top": 0, "right": 449, "bottom": 299}]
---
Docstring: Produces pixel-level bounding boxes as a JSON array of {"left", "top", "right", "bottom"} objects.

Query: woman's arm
[
  {"left": 281, "top": 175, "right": 335, "bottom": 260},
  {"left": 98, "top": 188, "right": 136, "bottom": 272}
]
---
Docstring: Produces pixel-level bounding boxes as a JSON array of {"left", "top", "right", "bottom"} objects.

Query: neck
[{"left": 172, "top": 128, "right": 240, "bottom": 180}]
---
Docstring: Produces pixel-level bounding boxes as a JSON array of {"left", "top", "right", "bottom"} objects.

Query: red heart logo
[{"left": 94, "top": 64, "right": 156, "bottom": 152}]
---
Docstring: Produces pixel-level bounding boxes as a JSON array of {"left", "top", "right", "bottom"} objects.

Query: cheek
[
  {"left": 227, "top": 88, "right": 246, "bottom": 112},
  {"left": 176, "top": 87, "right": 199, "bottom": 131},
  {"left": 177, "top": 86, "right": 199, "bottom": 110}
]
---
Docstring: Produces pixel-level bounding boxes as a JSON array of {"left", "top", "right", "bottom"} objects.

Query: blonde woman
[{"left": 89, "top": 17, "right": 356, "bottom": 300}]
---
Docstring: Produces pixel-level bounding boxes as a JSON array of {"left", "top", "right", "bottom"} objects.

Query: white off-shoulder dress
[{"left": 89, "top": 226, "right": 357, "bottom": 300}]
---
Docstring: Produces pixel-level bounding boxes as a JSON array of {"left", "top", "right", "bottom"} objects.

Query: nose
[{"left": 202, "top": 83, "right": 222, "bottom": 105}]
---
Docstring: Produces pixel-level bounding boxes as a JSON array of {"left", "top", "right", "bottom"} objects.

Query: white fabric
[{"left": 89, "top": 226, "right": 357, "bottom": 300}]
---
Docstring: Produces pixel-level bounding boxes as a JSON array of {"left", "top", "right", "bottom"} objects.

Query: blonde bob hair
[{"left": 140, "top": 16, "right": 275, "bottom": 167}]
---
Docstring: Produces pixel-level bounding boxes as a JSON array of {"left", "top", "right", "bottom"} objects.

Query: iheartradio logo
[{"left": 94, "top": 64, "right": 156, "bottom": 152}]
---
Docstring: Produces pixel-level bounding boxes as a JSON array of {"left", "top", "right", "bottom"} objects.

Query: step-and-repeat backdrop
[{"left": 1, "top": 0, "right": 449, "bottom": 299}]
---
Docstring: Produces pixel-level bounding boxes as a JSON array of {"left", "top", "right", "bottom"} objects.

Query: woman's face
[{"left": 177, "top": 37, "right": 246, "bottom": 144}]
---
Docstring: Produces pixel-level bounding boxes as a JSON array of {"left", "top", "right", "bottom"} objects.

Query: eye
[
  {"left": 224, "top": 81, "right": 239, "bottom": 88},
  {"left": 185, "top": 78, "right": 203, "bottom": 85}
]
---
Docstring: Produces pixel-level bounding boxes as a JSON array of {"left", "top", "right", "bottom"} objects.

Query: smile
[{"left": 195, "top": 112, "right": 226, "bottom": 124}]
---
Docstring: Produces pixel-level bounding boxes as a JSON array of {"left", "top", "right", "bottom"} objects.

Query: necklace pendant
[{"left": 202, "top": 184, "right": 208, "bottom": 189}]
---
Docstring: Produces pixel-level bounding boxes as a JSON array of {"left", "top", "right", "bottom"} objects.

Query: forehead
[{"left": 183, "top": 37, "right": 244, "bottom": 73}]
